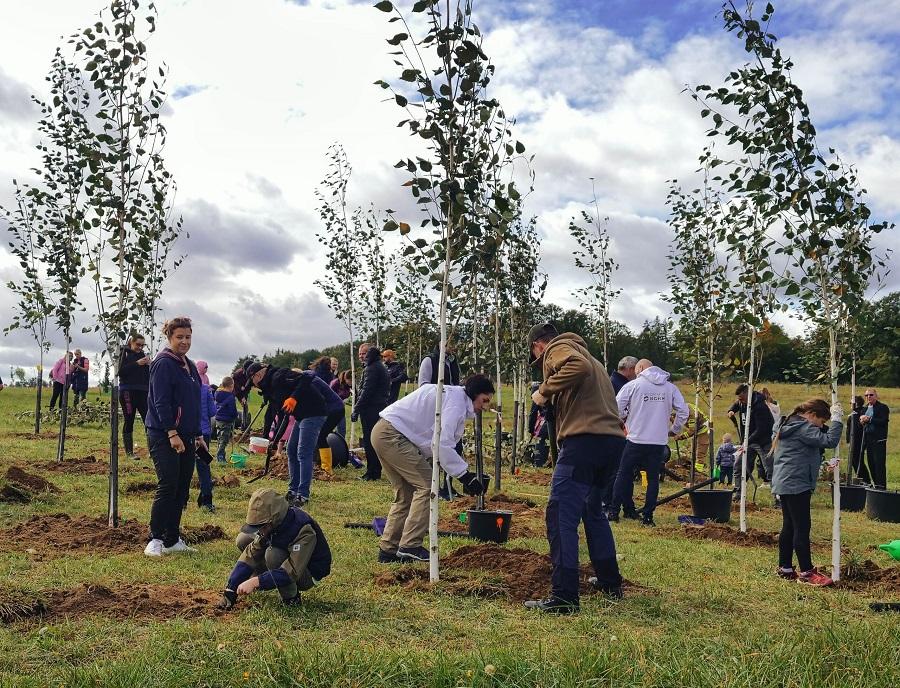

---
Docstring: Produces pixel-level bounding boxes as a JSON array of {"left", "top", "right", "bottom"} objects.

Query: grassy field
[{"left": 0, "top": 381, "right": 899, "bottom": 688}]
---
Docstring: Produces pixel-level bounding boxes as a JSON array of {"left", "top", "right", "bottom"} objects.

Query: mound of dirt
[
  {"left": 6, "top": 466, "right": 60, "bottom": 494},
  {"left": 0, "top": 513, "right": 226, "bottom": 558},
  {"left": 513, "top": 471, "right": 552, "bottom": 487},
  {"left": 835, "top": 560, "right": 900, "bottom": 594},
  {"left": 375, "top": 543, "right": 649, "bottom": 602},
  {"left": 125, "top": 480, "right": 157, "bottom": 494},
  {"left": 5, "top": 431, "right": 69, "bottom": 440},
  {"left": 0, "top": 584, "right": 223, "bottom": 624},
  {"left": 191, "top": 473, "right": 242, "bottom": 490},
  {"left": 0, "top": 588, "right": 47, "bottom": 623},
  {"left": 36, "top": 455, "right": 109, "bottom": 475},
  {"left": 0, "top": 484, "right": 31, "bottom": 504},
  {"left": 668, "top": 523, "right": 781, "bottom": 547}
]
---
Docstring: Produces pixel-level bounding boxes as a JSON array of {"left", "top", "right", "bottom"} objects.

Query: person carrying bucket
[
  {"left": 525, "top": 323, "right": 628, "bottom": 614},
  {"left": 218, "top": 488, "right": 332, "bottom": 609}
]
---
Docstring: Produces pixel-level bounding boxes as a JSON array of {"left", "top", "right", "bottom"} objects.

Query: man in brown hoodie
[{"left": 523, "top": 323, "right": 627, "bottom": 614}]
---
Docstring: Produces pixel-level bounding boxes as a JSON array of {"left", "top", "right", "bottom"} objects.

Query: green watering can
[
  {"left": 878, "top": 540, "right": 900, "bottom": 561},
  {"left": 713, "top": 466, "right": 721, "bottom": 480}
]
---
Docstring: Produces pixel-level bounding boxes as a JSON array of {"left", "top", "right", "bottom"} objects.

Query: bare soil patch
[
  {"left": 4, "top": 431, "right": 72, "bottom": 441},
  {"left": 0, "top": 583, "right": 223, "bottom": 624},
  {"left": 835, "top": 560, "right": 900, "bottom": 595},
  {"left": 6, "top": 466, "right": 60, "bottom": 494},
  {"left": 513, "top": 471, "right": 552, "bottom": 487},
  {"left": 35, "top": 455, "right": 109, "bottom": 475},
  {"left": 0, "top": 513, "right": 225, "bottom": 558},
  {"left": 666, "top": 523, "right": 781, "bottom": 547},
  {"left": 375, "top": 543, "right": 651, "bottom": 602},
  {"left": 190, "top": 473, "right": 243, "bottom": 489},
  {"left": 437, "top": 493, "right": 545, "bottom": 539},
  {"left": 238, "top": 455, "right": 346, "bottom": 483},
  {"left": 0, "top": 484, "right": 31, "bottom": 504},
  {"left": 125, "top": 480, "right": 157, "bottom": 494}
]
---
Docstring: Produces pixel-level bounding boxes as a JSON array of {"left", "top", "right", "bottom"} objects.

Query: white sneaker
[
  {"left": 162, "top": 538, "right": 197, "bottom": 554},
  {"left": 144, "top": 538, "right": 164, "bottom": 557}
]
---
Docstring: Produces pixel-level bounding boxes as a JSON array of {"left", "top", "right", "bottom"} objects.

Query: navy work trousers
[
  {"left": 546, "top": 433, "right": 624, "bottom": 604},
  {"left": 611, "top": 441, "right": 666, "bottom": 519}
]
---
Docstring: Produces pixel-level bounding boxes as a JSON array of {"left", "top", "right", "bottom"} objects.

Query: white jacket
[
  {"left": 616, "top": 366, "right": 689, "bottom": 445},
  {"left": 379, "top": 384, "right": 472, "bottom": 477}
]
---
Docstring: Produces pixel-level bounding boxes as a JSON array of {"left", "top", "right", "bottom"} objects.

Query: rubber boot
[
  {"left": 319, "top": 447, "right": 333, "bottom": 474},
  {"left": 123, "top": 432, "right": 134, "bottom": 458}
]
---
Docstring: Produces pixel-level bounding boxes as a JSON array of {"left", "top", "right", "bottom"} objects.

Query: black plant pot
[
  {"left": 835, "top": 483, "right": 867, "bottom": 512},
  {"left": 689, "top": 489, "right": 733, "bottom": 523},
  {"left": 865, "top": 488, "right": 900, "bottom": 523},
  {"left": 327, "top": 432, "right": 349, "bottom": 468},
  {"left": 467, "top": 509, "right": 513, "bottom": 543}
]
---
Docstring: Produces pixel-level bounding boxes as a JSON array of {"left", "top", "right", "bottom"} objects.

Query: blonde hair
[
  {"left": 722, "top": 433, "right": 733, "bottom": 443},
  {"left": 221, "top": 376, "right": 234, "bottom": 388}
]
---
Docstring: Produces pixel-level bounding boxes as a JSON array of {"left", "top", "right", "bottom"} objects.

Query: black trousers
[
  {"left": 49, "top": 381, "right": 68, "bottom": 409},
  {"left": 849, "top": 437, "right": 869, "bottom": 482},
  {"left": 360, "top": 411, "right": 383, "bottom": 478},
  {"left": 148, "top": 430, "right": 196, "bottom": 547},
  {"left": 316, "top": 409, "right": 345, "bottom": 449},
  {"left": 866, "top": 438, "right": 887, "bottom": 489},
  {"left": 778, "top": 490, "right": 813, "bottom": 572},
  {"left": 120, "top": 389, "right": 148, "bottom": 454}
]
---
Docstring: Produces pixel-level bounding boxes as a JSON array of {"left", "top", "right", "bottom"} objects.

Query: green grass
[{"left": 0, "top": 383, "right": 899, "bottom": 687}]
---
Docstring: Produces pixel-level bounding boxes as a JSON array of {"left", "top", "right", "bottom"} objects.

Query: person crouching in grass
[{"left": 770, "top": 398, "right": 843, "bottom": 586}]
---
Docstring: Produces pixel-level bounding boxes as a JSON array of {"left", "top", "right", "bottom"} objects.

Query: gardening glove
[
  {"left": 218, "top": 589, "right": 237, "bottom": 611},
  {"left": 282, "top": 397, "right": 297, "bottom": 414},
  {"left": 531, "top": 390, "right": 548, "bottom": 407},
  {"left": 830, "top": 403, "right": 844, "bottom": 423},
  {"left": 350, "top": 411, "right": 359, "bottom": 423},
  {"left": 459, "top": 471, "right": 487, "bottom": 496}
]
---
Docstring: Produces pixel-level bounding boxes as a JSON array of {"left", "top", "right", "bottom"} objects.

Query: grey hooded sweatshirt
[{"left": 770, "top": 416, "right": 842, "bottom": 496}]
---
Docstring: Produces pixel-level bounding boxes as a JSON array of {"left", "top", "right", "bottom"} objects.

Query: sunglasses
[{"left": 864, "top": 394, "right": 875, "bottom": 397}]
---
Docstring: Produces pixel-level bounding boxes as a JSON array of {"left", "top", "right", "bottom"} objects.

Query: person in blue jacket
[
  {"left": 214, "top": 376, "right": 239, "bottom": 464},
  {"left": 190, "top": 377, "right": 217, "bottom": 513},
  {"left": 143, "top": 316, "right": 206, "bottom": 557},
  {"left": 770, "top": 398, "right": 842, "bottom": 587}
]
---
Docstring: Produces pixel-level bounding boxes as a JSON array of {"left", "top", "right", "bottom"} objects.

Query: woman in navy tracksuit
[{"left": 144, "top": 317, "right": 205, "bottom": 557}]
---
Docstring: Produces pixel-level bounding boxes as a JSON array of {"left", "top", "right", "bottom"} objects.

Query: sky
[{"left": 0, "top": 0, "right": 898, "bottom": 385}]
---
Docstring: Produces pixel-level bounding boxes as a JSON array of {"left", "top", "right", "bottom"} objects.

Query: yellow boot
[{"left": 319, "top": 447, "right": 333, "bottom": 474}]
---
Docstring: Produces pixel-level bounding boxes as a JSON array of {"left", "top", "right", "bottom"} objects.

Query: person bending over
[{"left": 219, "top": 488, "right": 331, "bottom": 609}]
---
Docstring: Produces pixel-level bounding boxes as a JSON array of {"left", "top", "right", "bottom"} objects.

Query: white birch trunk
[
  {"left": 739, "top": 327, "right": 756, "bottom": 533},
  {"left": 429, "top": 261, "right": 451, "bottom": 581},
  {"left": 828, "top": 326, "right": 841, "bottom": 581}
]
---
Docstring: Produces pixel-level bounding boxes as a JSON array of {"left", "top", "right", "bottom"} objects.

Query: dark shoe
[
  {"left": 605, "top": 511, "right": 619, "bottom": 522},
  {"left": 623, "top": 509, "right": 640, "bottom": 521},
  {"left": 438, "top": 485, "right": 452, "bottom": 500},
  {"left": 282, "top": 593, "right": 302, "bottom": 607},
  {"left": 200, "top": 503, "right": 217, "bottom": 514},
  {"left": 776, "top": 567, "right": 798, "bottom": 580},
  {"left": 378, "top": 548, "right": 401, "bottom": 564},
  {"left": 396, "top": 546, "right": 429, "bottom": 562},
  {"left": 359, "top": 474, "right": 379, "bottom": 482},
  {"left": 640, "top": 517, "right": 655, "bottom": 527},
  {"left": 588, "top": 577, "right": 624, "bottom": 599},
  {"left": 523, "top": 596, "right": 579, "bottom": 614}
]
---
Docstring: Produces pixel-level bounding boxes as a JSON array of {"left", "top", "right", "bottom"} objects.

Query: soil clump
[
  {"left": 0, "top": 584, "right": 222, "bottom": 624},
  {"left": 667, "top": 523, "right": 781, "bottom": 547},
  {"left": 6, "top": 466, "right": 60, "bottom": 494},
  {"left": 834, "top": 560, "right": 900, "bottom": 594},
  {"left": 0, "top": 513, "right": 225, "bottom": 558},
  {"left": 375, "top": 543, "right": 649, "bottom": 602},
  {"left": 125, "top": 480, "right": 157, "bottom": 494},
  {"left": 35, "top": 455, "right": 109, "bottom": 475}
]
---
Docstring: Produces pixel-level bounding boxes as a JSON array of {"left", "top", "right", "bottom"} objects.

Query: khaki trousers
[{"left": 371, "top": 419, "right": 433, "bottom": 552}]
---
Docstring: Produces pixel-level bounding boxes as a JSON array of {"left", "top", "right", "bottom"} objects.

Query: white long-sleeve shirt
[
  {"left": 616, "top": 366, "right": 689, "bottom": 445},
  {"left": 379, "top": 384, "right": 472, "bottom": 477}
]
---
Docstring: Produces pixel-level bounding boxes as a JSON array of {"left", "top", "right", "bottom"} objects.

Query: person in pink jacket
[
  {"left": 49, "top": 352, "right": 73, "bottom": 410},
  {"left": 196, "top": 360, "right": 210, "bottom": 386}
]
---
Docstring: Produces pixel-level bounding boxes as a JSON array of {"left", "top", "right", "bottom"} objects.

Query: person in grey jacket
[{"left": 770, "top": 398, "right": 842, "bottom": 587}]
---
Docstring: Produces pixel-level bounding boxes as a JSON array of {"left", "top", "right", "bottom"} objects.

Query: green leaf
[
  {"left": 395, "top": 94, "right": 408, "bottom": 107},
  {"left": 374, "top": 1, "right": 394, "bottom": 12}
]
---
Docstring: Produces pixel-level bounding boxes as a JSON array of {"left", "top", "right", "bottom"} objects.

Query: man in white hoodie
[{"left": 609, "top": 359, "right": 689, "bottom": 526}]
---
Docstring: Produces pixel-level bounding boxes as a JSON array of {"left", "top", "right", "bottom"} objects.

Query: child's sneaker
[
  {"left": 797, "top": 568, "right": 833, "bottom": 587},
  {"left": 776, "top": 567, "right": 797, "bottom": 580}
]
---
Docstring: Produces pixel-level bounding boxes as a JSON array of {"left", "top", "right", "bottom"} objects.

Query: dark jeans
[
  {"left": 866, "top": 438, "right": 887, "bottom": 489},
  {"left": 849, "top": 438, "right": 869, "bottom": 483},
  {"left": 778, "top": 490, "right": 813, "bottom": 572},
  {"left": 361, "top": 410, "right": 383, "bottom": 478},
  {"left": 148, "top": 430, "right": 196, "bottom": 546},
  {"left": 334, "top": 415, "right": 347, "bottom": 438},
  {"left": 190, "top": 433, "right": 214, "bottom": 505},
  {"left": 719, "top": 466, "right": 734, "bottom": 485},
  {"left": 120, "top": 389, "right": 148, "bottom": 455},
  {"left": 611, "top": 441, "right": 665, "bottom": 518},
  {"left": 317, "top": 409, "right": 345, "bottom": 449},
  {"left": 49, "top": 381, "right": 69, "bottom": 409},
  {"left": 72, "top": 386, "right": 87, "bottom": 406},
  {"left": 546, "top": 433, "right": 624, "bottom": 604}
]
